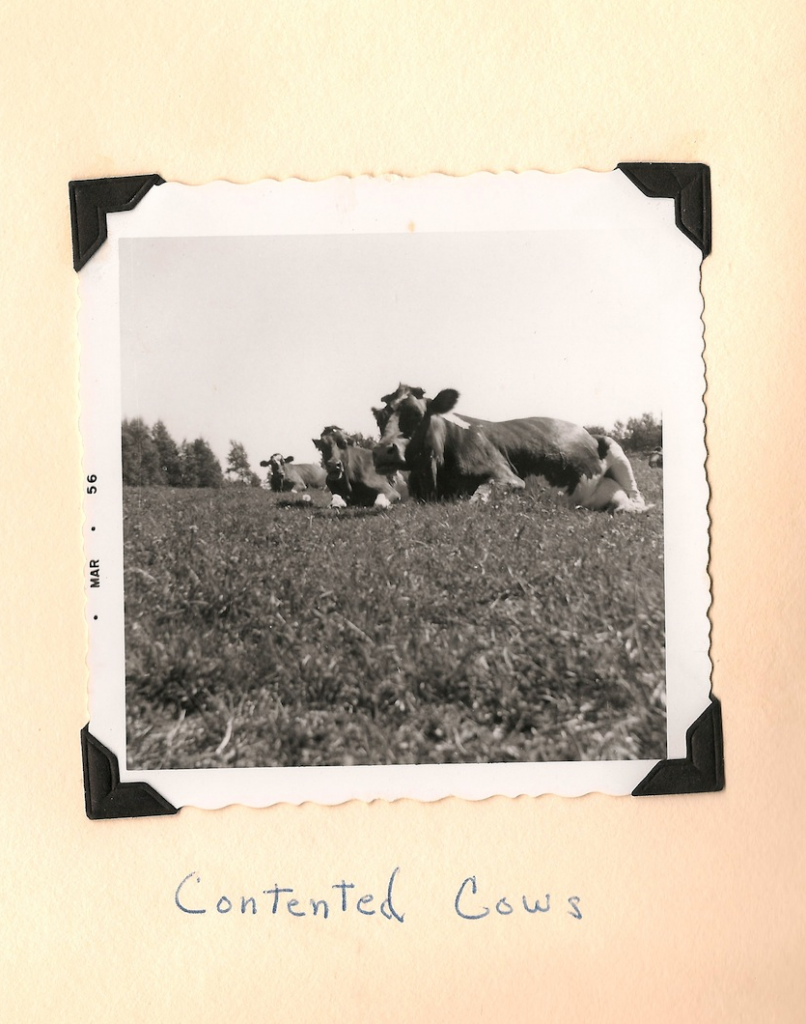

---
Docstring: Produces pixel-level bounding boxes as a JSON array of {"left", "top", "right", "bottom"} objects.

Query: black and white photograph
[{"left": 79, "top": 171, "right": 711, "bottom": 807}]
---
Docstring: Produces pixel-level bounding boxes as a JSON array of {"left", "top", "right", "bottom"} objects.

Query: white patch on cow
[
  {"left": 373, "top": 493, "right": 391, "bottom": 509},
  {"left": 329, "top": 494, "right": 347, "bottom": 509},
  {"left": 613, "top": 493, "right": 653, "bottom": 513},
  {"left": 567, "top": 442, "right": 652, "bottom": 513},
  {"left": 441, "top": 411, "right": 471, "bottom": 430},
  {"left": 598, "top": 438, "right": 645, "bottom": 504},
  {"left": 568, "top": 472, "right": 602, "bottom": 509},
  {"left": 569, "top": 475, "right": 652, "bottom": 513},
  {"left": 469, "top": 482, "right": 493, "bottom": 504}
]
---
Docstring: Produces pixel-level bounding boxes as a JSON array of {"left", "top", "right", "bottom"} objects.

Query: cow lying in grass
[
  {"left": 372, "top": 384, "right": 649, "bottom": 512},
  {"left": 259, "top": 454, "right": 327, "bottom": 494},
  {"left": 313, "top": 427, "right": 403, "bottom": 509}
]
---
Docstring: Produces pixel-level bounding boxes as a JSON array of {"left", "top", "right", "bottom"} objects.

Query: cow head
[
  {"left": 403, "top": 388, "right": 501, "bottom": 500},
  {"left": 313, "top": 427, "right": 355, "bottom": 501},
  {"left": 313, "top": 428, "right": 352, "bottom": 478},
  {"left": 259, "top": 453, "right": 294, "bottom": 486},
  {"left": 374, "top": 383, "right": 426, "bottom": 432},
  {"left": 406, "top": 390, "right": 463, "bottom": 495},
  {"left": 372, "top": 384, "right": 429, "bottom": 474}
]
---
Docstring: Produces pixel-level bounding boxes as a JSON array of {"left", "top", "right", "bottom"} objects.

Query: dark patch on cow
[
  {"left": 373, "top": 384, "right": 426, "bottom": 439},
  {"left": 381, "top": 384, "right": 425, "bottom": 407},
  {"left": 396, "top": 389, "right": 520, "bottom": 500}
]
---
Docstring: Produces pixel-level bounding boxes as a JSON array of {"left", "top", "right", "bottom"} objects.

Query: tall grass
[{"left": 124, "top": 464, "right": 665, "bottom": 768}]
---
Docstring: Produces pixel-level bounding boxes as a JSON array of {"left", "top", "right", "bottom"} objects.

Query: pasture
[{"left": 124, "top": 462, "right": 666, "bottom": 769}]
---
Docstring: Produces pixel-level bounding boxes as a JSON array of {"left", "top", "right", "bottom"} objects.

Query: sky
[{"left": 120, "top": 226, "right": 672, "bottom": 475}]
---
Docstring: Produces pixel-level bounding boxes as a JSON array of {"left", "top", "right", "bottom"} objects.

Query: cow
[
  {"left": 259, "top": 453, "right": 327, "bottom": 493},
  {"left": 648, "top": 447, "right": 663, "bottom": 469},
  {"left": 313, "top": 427, "right": 403, "bottom": 509},
  {"left": 372, "top": 384, "right": 649, "bottom": 512}
]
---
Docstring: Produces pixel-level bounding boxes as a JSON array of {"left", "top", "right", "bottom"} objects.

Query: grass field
[{"left": 124, "top": 462, "right": 665, "bottom": 769}]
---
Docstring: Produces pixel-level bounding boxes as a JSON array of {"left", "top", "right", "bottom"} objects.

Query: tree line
[
  {"left": 584, "top": 413, "right": 662, "bottom": 453},
  {"left": 121, "top": 419, "right": 262, "bottom": 488},
  {"left": 122, "top": 411, "right": 662, "bottom": 488}
]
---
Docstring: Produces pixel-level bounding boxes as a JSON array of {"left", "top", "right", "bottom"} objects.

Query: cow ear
[
  {"left": 429, "top": 389, "right": 460, "bottom": 414},
  {"left": 285, "top": 455, "right": 294, "bottom": 463},
  {"left": 412, "top": 387, "right": 426, "bottom": 399},
  {"left": 312, "top": 439, "right": 322, "bottom": 450},
  {"left": 380, "top": 392, "right": 394, "bottom": 405},
  {"left": 259, "top": 460, "right": 269, "bottom": 467}
]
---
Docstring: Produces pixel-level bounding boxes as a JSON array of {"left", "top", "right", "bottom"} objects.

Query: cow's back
[
  {"left": 294, "top": 463, "right": 327, "bottom": 488},
  {"left": 474, "top": 415, "right": 602, "bottom": 490}
]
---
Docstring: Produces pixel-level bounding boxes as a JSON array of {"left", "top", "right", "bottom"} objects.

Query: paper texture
[{"left": 2, "top": 1, "right": 804, "bottom": 1020}]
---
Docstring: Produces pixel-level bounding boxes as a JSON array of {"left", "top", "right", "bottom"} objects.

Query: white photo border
[{"left": 78, "top": 170, "right": 713, "bottom": 809}]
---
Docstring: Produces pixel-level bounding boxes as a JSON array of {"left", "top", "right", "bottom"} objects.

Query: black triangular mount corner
[
  {"left": 632, "top": 696, "right": 724, "bottom": 796},
  {"left": 69, "top": 174, "right": 165, "bottom": 272},
  {"left": 617, "top": 162, "right": 711, "bottom": 257},
  {"left": 81, "top": 725, "right": 179, "bottom": 819}
]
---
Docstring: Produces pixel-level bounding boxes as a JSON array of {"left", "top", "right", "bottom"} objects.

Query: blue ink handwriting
[
  {"left": 454, "top": 875, "right": 582, "bottom": 921},
  {"left": 175, "top": 867, "right": 405, "bottom": 922}
]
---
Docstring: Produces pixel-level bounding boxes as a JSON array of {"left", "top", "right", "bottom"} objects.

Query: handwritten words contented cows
[{"left": 174, "top": 867, "right": 582, "bottom": 923}]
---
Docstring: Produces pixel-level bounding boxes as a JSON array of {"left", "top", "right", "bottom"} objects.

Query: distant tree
[
  {"left": 596, "top": 414, "right": 662, "bottom": 451},
  {"left": 249, "top": 471, "right": 263, "bottom": 488},
  {"left": 610, "top": 419, "right": 627, "bottom": 443},
  {"left": 178, "top": 440, "right": 199, "bottom": 487},
  {"left": 151, "top": 420, "right": 183, "bottom": 486},
  {"left": 621, "top": 413, "right": 662, "bottom": 452},
  {"left": 225, "top": 440, "right": 254, "bottom": 486},
  {"left": 121, "top": 418, "right": 161, "bottom": 485},
  {"left": 584, "top": 425, "right": 607, "bottom": 437},
  {"left": 190, "top": 438, "right": 223, "bottom": 488},
  {"left": 349, "top": 432, "right": 377, "bottom": 450}
]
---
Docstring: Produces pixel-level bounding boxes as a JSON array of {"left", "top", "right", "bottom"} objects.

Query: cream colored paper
[{"left": 2, "top": 1, "right": 804, "bottom": 1020}]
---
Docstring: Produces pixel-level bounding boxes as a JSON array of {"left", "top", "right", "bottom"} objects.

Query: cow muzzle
[{"left": 373, "top": 441, "right": 407, "bottom": 473}]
